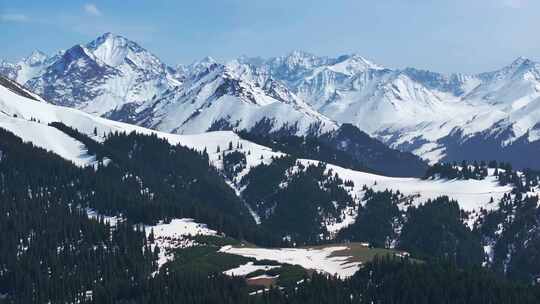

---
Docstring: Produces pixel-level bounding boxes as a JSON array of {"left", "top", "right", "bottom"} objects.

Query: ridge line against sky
[{"left": 1, "top": 0, "right": 539, "bottom": 74}]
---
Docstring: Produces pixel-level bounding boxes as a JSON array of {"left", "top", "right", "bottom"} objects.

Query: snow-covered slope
[
  {"left": 301, "top": 160, "right": 512, "bottom": 213},
  {"left": 0, "top": 75, "right": 281, "bottom": 169},
  {"left": 0, "top": 76, "right": 97, "bottom": 166},
  {"left": 0, "top": 115, "right": 96, "bottom": 167},
  {"left": 239, "top": 52, "right": 540, "bottom": 167},
  {"left": 389, "top": 58, "right": 540, "bottom": 161}
]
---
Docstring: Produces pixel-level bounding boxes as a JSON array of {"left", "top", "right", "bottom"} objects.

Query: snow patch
[
  {"left": 223, "top": 262, "right": 280, "bottom": 277},
  {"left": 145, "top": 218, "right": 217, "bottom": 267},
  {"left": 220, "top": 245, "right": 360, "bottom": 278}
]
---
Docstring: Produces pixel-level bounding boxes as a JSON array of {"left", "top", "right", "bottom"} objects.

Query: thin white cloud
[
  {"left": 84, "top": 3, "right": 102, "bottom": 16},
  {"left": 0, "top": 13, "right": 29, "bottom": 22}
]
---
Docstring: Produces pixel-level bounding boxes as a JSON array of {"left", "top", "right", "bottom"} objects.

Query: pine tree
[{"left": 149, "top": 228, "right": 155, "bottom": 244}]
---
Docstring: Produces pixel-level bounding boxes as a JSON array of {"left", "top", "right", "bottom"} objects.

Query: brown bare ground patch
[{"left": 246, "top": 277, "right": 276, "bottom": 288}]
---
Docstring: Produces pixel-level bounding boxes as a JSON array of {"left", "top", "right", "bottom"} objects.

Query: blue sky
[{"left": 1, "top": 0, "right": 539, "bottom": 73}]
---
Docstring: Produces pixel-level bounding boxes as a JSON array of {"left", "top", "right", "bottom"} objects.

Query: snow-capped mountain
[
  {"left": 174, "top": 56, "right": 218, "bottom": 81},
  {"left": 390, "top": 57, "right": 540, "bottom": 168},
  {"left": 15, "top": 50, "right": 51, "bottom": 84},
  {"left": 2, "top": 34, "right": 338, "bottom": 137},
  {"left": 120, "top": 59, "right": 338, "bottom": 135},
  {"left": 0, "top": 50, "right": 55, "bottom": 84},
  {"left": 3, "top": 33, "right": 540, "bottom": 168},
  {"left": 0, "top": 60, "right": 18, "bottom": 81},
  {"left": 8, "top": 33, "right": 179, "bottom": 117},
  {"left": 236, "top": 52, "right": 540, "bottom": 168}
]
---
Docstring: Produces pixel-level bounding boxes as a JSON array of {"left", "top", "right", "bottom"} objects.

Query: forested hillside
[{"left": 2, "top": 125, "right": 540, "bottom": 303}]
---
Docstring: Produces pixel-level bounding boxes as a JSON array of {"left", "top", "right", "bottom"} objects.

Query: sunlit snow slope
[{"left": 0, "top": 75, "right": 281, "bottom": 169}]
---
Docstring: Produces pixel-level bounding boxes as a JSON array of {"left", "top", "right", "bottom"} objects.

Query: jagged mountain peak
[
  {"left": 22, "top": 50, "right": 48, "bottom": 66},
  {"left": 127, "top": 53, "right": 338, "bottom": 135},
  {"left": 84, "top": 32, "right": 163, "bottom": 70},
  {"left": 502, "top": 56, "right": 538, "bottom": 74},
  {"left": 0, "top": 60, "right": 18, "bottom": 80},
  {"left": 507, "top": 57, "right": 540, "bottom": 77},
  {"left": 329, "top": 53, "right": 383, "bottom": 75},
  {"left": 15, "top": 33, "right": 178, "bottom": 116},
  {"left": 4, "top": 35, "right": 540, "bottom": 170},
  {"left": 176, "top": 56, "right": 221, "bottom": 79},
  {"left": 236, "top": 55, "right": 266, "bottom": 67},
  {"left": 270, "top": 51, "right": 384, "bottom": 73},
  {"left": 97, "top": 31, "right": 121, "bottom": 40},
  {"left": 335, "top": 53, "right": 379, "bottom": 66},
  {"left": 87, "top": 32, "right": 137, "bottom": 50},
  {"left": 509, "top": 56, "right": 534, "bottom": 68},
  {"left": 273, "top": 50, "right": 327, "bottom": 70},
  {"left": 197, "top": 56, "right": 218, "bottom": 65},
  {"left": 0, "top": 50, "right": 54, "bottom": 85},
  {"left": 479, "top": 57, "right": 539, "bottom": 81},
  {"left": 50, "top": 44, "right": 106, "bottom": 72},
  {"left": 190, "top": 56, "right": 219, "bottom": 71},
  {"left": 286, "top": 50, "right": 317, "bottom": 60},
  {"left": 400, "top": 67, "right": 478, "bottom": 96}
]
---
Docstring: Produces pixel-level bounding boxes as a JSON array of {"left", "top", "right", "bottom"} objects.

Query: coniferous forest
[{"left": 2, "top": 125, "right": 540, "bottom": 303}]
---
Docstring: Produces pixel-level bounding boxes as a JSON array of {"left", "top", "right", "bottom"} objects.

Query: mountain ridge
[{"left": 2, "top": 32, "right": 540, "bottom": 168}]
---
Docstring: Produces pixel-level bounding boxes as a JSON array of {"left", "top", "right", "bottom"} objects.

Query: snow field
[
  {"left": 220, "top": 245, "right": 361, "bottom": 278},
  {"left": 298, "top": 159, "right": 512, "bottom": 213},
  {"left": 294, "top": 159, "right": 513, "bottom": 229},
  {"left": 223, "top": 262, "right": 280, "bottom": 277}
]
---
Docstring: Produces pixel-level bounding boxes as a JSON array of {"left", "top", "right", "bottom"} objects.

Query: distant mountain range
[{"left": 2, "top": 32, "right": 540, "bottom": 168}]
